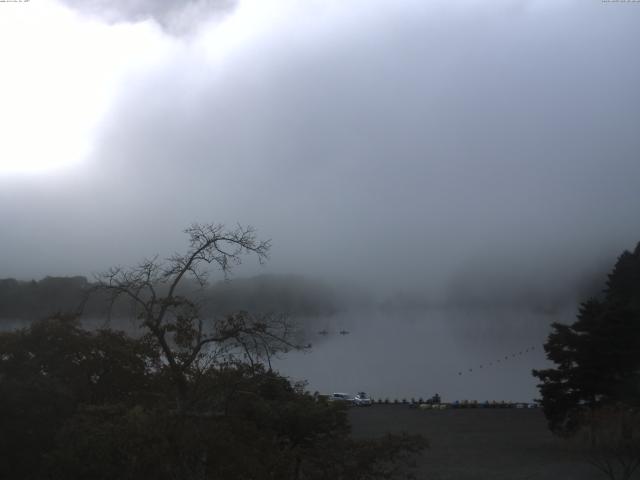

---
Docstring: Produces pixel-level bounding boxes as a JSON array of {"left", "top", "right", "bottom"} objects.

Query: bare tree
[{"left": 95, "top": 223, "right": 303, "bottom": 412}]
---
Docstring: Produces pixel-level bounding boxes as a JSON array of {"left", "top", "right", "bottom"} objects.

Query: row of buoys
[
  {"left": 367, "top": 399, "right": 537, "bottom": 409},
  {"left": 418, "top": 401, "right": 536, "bottom": 410},
  {"left": 317, "top": 329, "right": 350, "bottom": 336},
  {"left": 457, "top": 345, "right": 538, "bottom": 376}
]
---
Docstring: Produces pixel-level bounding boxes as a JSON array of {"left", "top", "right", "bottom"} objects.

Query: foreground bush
[{"left": 0, "top": 316, "right": 426, "bottom": 480}]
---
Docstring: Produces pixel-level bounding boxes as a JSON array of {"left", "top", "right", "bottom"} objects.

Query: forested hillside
[{"left": 0, "top": 274, "right": 346, "bottom": 323}]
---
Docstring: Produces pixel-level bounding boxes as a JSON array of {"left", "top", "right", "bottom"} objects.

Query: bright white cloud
[
  {"left": 0, "top": 0, "right": 174, "bottom": 176},
  {"left": 0, "top": 0, "right": 581, "bottom": 177}
]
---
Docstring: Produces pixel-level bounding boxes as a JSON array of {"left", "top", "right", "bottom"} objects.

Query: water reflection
[{"left": 276, "top": 307, "right": 572, "bottom": 402}]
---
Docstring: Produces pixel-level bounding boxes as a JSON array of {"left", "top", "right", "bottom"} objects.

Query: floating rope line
[{"left": 457, "top": 345, "right": 537, "bottom": 376}]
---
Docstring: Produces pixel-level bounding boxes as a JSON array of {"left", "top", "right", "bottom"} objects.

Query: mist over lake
[{"left": 277, "top": 306, "right": 559, "bottom": 402}]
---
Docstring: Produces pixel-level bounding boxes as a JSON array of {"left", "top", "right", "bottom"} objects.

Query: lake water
[{"left": 275, "top": 306, "right": 574, "bottom": 403}]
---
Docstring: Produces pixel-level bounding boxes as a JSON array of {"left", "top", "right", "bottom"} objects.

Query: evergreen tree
[{"left": 533, "top": 243, "right": 640, "bottom": 435}]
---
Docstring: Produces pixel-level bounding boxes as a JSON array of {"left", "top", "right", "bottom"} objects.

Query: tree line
[
  {"left": 0, "top": 273, "right": 344, "bottom": 323},
  {"left": 535, "top": 241, "right": 640, "bottom": 479}
]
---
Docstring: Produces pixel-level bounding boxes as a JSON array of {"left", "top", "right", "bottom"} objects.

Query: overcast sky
[{"left": 1, "top": 0, "right": 639, "bottom": 303}]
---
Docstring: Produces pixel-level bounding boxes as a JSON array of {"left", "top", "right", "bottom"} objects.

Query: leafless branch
[{"left": 90, "top": 222, "right": 299, "bottom": 413}]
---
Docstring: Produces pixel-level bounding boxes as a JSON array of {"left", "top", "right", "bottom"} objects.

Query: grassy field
[{"left": 348, "top": 405, "right": 611, "bottom": 480}]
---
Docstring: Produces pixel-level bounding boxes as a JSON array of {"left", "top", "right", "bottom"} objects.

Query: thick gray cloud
[
  {"left": 1, "top": 0, "right": 639, "bottom": 306},
  {"left": 3, "top": 0, "right": 639, "bottom": 400},
  {"left": 59, "top": 0, "right": 236, "bottom": 34}
]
